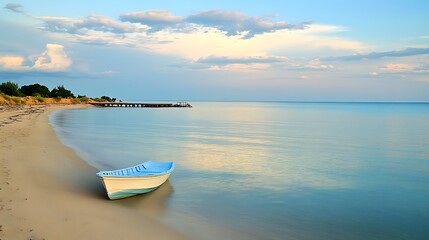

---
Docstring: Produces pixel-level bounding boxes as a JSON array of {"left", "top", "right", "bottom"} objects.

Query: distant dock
[{"left": 89, "top": 102, "right": 192, "bottom": 108}]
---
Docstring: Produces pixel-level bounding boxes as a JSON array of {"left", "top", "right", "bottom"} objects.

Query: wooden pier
[{"left": 89, "top": 102, "right": 192, "bottom": 108}]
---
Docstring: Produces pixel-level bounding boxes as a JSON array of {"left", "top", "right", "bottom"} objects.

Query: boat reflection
[{"left": 113, "top": 180, "right": 174, "bottom": 218}]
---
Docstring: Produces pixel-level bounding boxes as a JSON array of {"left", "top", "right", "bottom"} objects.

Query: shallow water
[{"left": 50, "top": 102, "right": 429, "bottom": 239}]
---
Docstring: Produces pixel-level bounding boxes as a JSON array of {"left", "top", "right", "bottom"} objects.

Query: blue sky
[{"left": 1, "top": 1, "right": 429, "bottom": 101}]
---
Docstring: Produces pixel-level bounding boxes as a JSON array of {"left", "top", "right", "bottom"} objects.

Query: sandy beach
[{"left": 0, "top": 104, "right": 188, "bottom": 240}]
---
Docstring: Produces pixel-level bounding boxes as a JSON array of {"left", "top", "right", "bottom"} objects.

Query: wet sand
[{"left": 0, "top": 105, "right": 188, "bottom": 240}]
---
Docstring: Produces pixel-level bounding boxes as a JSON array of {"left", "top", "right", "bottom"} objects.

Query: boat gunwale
[
  {"left": 96, "top": 161, "right": 174, "bottom": 178},
  {"left": 97, "top": 172, "right": 171, "bottom": 179}
]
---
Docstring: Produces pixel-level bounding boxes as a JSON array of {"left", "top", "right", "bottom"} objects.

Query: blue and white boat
[{"left": 96, "top": 161, "right": 174, "bottom": 200}]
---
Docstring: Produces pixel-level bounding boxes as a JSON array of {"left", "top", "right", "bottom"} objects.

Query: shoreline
[{"left": 0, "top": 104, "right": 188, "bottom": 239}]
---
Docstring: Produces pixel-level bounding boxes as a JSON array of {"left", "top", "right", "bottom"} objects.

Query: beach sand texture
[{"left": 0, "top": 105, "right": 188, "bottom": 240}]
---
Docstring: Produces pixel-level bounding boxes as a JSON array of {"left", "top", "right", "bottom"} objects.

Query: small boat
[{"left": 96, "top": 161, "right": 174, "bottom": 200}]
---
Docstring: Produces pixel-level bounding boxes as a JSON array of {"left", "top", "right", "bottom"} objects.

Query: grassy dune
[{"left": 0, "top": 94, "right": 96, "bottom": 105}]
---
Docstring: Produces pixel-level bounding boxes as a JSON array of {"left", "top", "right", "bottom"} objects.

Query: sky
[{"left": 1, "top": 0, "right": 429, "bottom": 101}]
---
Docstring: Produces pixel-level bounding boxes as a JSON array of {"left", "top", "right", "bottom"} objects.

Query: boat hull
[{"left": 99, "top": 173, "right": 171, "bottom": 200}]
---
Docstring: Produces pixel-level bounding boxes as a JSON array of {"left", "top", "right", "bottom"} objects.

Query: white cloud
[
  {"left": 0, "top": 56, "right": 28, "bottom": 70},
  {"left": 0, "top": 44, "right": 72, "bottom": 72},
  {"left": 33, "top": 44, "right": 72, "bottom": 71}
]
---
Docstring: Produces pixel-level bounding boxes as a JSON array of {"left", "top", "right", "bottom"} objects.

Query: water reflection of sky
[{"left": 50, "top": 102, "right": 429, "bottom": 239}]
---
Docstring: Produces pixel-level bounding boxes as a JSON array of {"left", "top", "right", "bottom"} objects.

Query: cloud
[
  {"left": 4, "top": 3, "right": 143, "bottom": 34},
  {"left": 4, "top": 3, "right": 364, "bottom": 69},
  {"left": 380, "top": 63, "right": 412, "bottom": 71},
  {"left": 33, "top": 44, "right": 72, "bottom": 71},
  {"left": 193, "top": 55, "right": 291, "bottom": 71},
  {"left": 4, "top": 3, "right": 24, "bottom": 13},
  {"left": 376, "top": 62, "right": 429, "bottom": 74},
  {"left": 120, "top": 10, "right": 182, "bottom": 31},
  {"left": 119, "top": 9, "right": 311, "bottom": 38},
  {"left": 414, "top": 64, "right": 429, "bottom": 73},
  {"left": 0, "top": 56, "right": 27, "bottom": 70},
  {"left": 35, "top": 16, "right": 78, "bottom": 33},
  {"left": 189, "top": 55, "right": 336, "bottom": 72},
  {"left": 186, "top": 10, "right": 311, "bottom": 39},
  {"left": 8, "top": 4, "right": 310, "bottom": 39},
  {"left": 197, "top": 55, "right": 289, "bottom": 65},
  {"left": 76, "top": 16, "right": 143, "bottom": 34},
  {"left": 324, "top": 47, "right": 429, "bottom": 61},
  {"left": 305, "top": 59, "right": 334, "bottom": 70},
  {"left": 37, "top": 15, "right": 143, "bottom": 34},
  {"left": 70, "top": 31, "right": 138, "bottom": 47},
  {"left": 207, "top": 63, "right": 272, "bottom": 71},
  {"left": 0, "top": 43, "right": 72, "bottom": 72},
  {"left": 137, "top": 24, "right": 363, "bottom": 62}
]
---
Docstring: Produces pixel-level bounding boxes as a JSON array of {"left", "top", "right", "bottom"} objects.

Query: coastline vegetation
[{"left": 0, "top": 81, "right": 117, "bottom": 105}]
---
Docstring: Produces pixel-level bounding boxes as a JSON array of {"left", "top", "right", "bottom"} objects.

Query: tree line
[{"left": 0, "top": 81, "right": 116, "bottom": 102}]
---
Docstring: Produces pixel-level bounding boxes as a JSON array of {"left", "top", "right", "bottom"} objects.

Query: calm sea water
[{"left": 50, "top": 102, "right": 429, "bottom": 240}]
